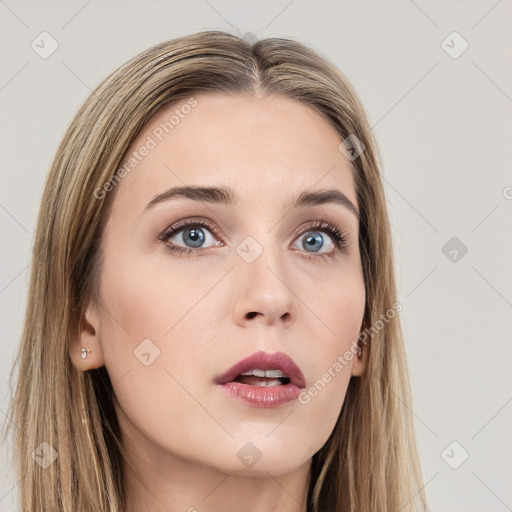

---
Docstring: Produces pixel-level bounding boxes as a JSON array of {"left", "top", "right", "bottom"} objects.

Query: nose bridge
[{"left": 231, "top": 231, "right": 297, "bottom": 327}]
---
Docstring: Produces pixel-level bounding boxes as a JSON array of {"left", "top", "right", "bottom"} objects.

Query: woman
[{"left": 4, "top": 30, "right": 429, "bottom": 512}]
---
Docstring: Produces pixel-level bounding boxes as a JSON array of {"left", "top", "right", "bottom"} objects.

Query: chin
[{"left": 204, "top": 437, "right": 315, "bottom": 478}]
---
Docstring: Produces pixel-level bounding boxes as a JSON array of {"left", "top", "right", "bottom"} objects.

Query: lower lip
[{"left": 218, "top": 381, "right": 302, "bottom": 408}]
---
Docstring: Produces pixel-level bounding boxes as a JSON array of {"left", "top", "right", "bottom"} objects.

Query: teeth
[
  {"left": 239, "top": 369, "right": 286, "bottom": 378},
  {"left": 265, "top": 369, "right": 285, "bottom": 378},
  {"left": 252, "top": 379, "right": 282, "bottom": 387}
]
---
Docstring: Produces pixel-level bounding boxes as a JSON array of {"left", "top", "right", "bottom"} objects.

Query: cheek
[
  {"left": 96, "top": 281, "right": 219, "bottom": 454},
  {"left": 98, "top": 249, "right": 223, "bottom": 342},
  {"left": 330, "top": 284, "right": 365, "bottom": 346},
  {"left": 296, "top": 270, "right": 365, "bottom": 423},
  {"left": 324, "top": 278, "right": 365, "bottom": 381},
  {"left": 96, "top": 252, "right": 223, "bottom": 396},
  {"left": 308, "top": 264, "right": 366, "bottom": 352}
]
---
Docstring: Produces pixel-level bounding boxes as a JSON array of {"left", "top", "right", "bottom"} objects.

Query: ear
[
  {"left": 350, "top": 340, "right": 367, "bottom": 377},
  {"left": 68, "top": 300, "right": 105, "bottom": 371}
]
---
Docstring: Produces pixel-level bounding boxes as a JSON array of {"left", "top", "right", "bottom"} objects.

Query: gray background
[{"left": 1, "top": 1, "right": 511, "bottom": 511}]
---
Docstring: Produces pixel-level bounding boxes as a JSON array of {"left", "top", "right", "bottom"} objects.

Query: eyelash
[{"left": 158, "top": 218, "right": 349, "bottom": 262}]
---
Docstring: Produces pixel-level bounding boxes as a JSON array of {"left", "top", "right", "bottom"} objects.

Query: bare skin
[{"left": 69, "top": 93, "right": 367, "bottom": 512}]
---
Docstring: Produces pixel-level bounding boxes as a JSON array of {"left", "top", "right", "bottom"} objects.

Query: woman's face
[{"left": 74, "top": 93, "right": 366, "bottom": 478}]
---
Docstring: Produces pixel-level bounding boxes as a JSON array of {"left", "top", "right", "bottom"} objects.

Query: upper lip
[{"left": 214, "top": 350, "right": 306, "bottom": 388}]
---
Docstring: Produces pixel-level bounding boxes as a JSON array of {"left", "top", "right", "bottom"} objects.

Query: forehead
[{"left": 110, "top": 93, "right": 357, "bottom": 218}]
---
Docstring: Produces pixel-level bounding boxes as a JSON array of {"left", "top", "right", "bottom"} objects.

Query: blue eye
[
  {"left": 291, "top": 222, "right": 347, "bottom": 261},
  {"left": 159, "top": 218, "right": 348, "bottom": 260},
  {"left": 160, "top": 219, "right": 221, "bottom": 255},
  {"left": 177, "top": 227, "right": 206, "bottom": 248},
  {"left": 299, "top": 231, "right": 328, "bottom": 252}
]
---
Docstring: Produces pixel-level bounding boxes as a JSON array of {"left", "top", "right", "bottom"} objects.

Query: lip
[{"left": 214, "top": 350, "right": 306, "bottom": 408}]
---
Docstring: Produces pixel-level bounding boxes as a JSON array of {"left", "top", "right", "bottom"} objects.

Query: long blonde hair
[{"left": 3, "top": 30, "right": 428, "bottom": 512}]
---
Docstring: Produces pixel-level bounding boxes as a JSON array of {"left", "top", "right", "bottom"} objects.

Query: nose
[{"left": 231, "top": 243, "right": 297, "bottom": 328}]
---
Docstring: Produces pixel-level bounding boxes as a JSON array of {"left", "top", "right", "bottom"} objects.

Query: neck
[{"left": 117, "top": 408, "right": 311, "bottom": 512}]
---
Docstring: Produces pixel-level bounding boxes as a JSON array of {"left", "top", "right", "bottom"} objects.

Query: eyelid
[
  {"left": 159, "top": 217, "right": 223, "bottom": 241},
  {"left": 292, "top": 219, "right": 345, "bottom": 240}
]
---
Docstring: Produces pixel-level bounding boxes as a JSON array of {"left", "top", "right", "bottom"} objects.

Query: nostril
[{"left": 246, "top": 312, "right": 258, "bottom": 319}]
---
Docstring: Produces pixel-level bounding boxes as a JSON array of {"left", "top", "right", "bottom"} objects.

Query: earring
[
  {"left": 356, "top": 345, "right": 362, "bottom": 358},
  {"left": 81, "top": 348, "right": 91, "bottom": 359}
]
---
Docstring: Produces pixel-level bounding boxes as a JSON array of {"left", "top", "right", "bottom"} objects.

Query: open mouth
[
  {"left": 233, "top": 369, "right": 291, "bottom": 387},
  {"left": 214, "top": 351, "right": 305, "bottom": 408}
]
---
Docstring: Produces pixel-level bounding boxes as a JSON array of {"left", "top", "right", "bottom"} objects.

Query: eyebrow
[{"left": 143, "top": 185, "right": 359, "bottom": 219}]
